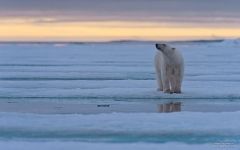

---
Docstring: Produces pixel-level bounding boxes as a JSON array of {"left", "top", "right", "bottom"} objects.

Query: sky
[{"left": 0, "top": 0, "right": 240, "bottom": 41}]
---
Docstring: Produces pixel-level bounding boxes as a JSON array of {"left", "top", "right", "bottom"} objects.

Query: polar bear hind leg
[
  {"left": 162, "top": 66, "right": 171, "bottom": 93},
  {"left": 174, "top": 67, "right": 182, "bottom": 93}
]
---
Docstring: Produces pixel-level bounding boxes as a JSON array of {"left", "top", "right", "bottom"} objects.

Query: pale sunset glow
[{"left": 1, "top": 21, "right": 240, "bottom": 41}]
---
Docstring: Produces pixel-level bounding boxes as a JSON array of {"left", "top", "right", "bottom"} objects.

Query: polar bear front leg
[
  {"left": 155, "top": 53, "right": 163, "bottom": 91},
  {"left": 156, "top": 69, "right": 163, "bottom": 91}
]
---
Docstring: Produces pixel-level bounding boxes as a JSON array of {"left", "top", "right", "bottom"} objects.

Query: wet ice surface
[{"left": 0, "top": 40, "right": 240, "bottom": 149}]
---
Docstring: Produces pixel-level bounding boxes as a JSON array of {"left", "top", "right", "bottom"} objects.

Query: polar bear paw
[
  {"left": 174, "top": 90, "right": 181, "bottom": 94},
  {"left": 163, "top": 89, "right": 173, "bottom": 94}
]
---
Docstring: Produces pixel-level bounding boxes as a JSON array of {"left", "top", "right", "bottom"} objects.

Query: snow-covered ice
[
  {"left": 0, "top": 40, "right": 240, "bottom": 149},
  {"left": 0, "top": 40, "right": 240, "bottom": 102},
  {"left": 0, "top": 112, "right": 240, "bottom": 142}
]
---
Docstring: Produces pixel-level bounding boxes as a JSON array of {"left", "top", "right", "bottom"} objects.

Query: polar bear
[{"left": 155, "top": 43, "right": 184, "bottom": 94}]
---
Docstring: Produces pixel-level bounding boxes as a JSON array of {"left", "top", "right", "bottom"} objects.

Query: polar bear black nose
[{"left": 155, "top": 44, "right": 159, "bottom": 49}]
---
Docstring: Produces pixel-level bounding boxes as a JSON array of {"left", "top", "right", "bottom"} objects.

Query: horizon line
[{"left": 0, "top": 38, "right": 229, "bottom": 45}]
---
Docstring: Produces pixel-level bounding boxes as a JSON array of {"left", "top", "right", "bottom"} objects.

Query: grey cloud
[
  {"left": 0, "top": 0, "right": 240, "bottom": 26},
  {"left": 0, "top": 0, "right": 239, "bottom": 12}
]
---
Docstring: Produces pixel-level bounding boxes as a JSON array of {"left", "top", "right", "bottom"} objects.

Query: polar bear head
[{"left": 155, "top": 43, "right": 176, "bottom": 57}]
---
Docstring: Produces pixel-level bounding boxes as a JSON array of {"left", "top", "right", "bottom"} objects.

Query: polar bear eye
[{"left": 172, "top": 48, "right": 176, "bottom": 50}]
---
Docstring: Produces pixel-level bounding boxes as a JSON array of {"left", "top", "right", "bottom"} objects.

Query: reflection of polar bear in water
[{"left": 155, "top": 44, "right": 184, "bottom": 94}]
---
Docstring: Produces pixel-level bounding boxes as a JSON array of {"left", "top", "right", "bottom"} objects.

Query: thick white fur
[{"left": 155, "top": 44, "right": 184, "bottom": 93}]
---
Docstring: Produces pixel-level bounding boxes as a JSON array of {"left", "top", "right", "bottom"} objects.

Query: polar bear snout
[
  {"left": 155, "top": 43, "right": 166, "bottom": 51},
  {"left": 155, "top": 44, "right": 160, "bottom": 50},
  {"left": 155, "top": 43, "right": 167, "bottom": 52}
]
